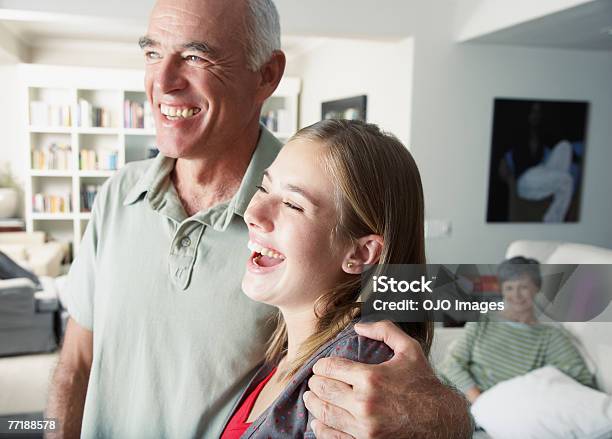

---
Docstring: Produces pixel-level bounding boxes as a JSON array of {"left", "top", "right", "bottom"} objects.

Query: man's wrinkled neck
[{"left": 172, "top": 121, "right": 261, "bottom": 214}]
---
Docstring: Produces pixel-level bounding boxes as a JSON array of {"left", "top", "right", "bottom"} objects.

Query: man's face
[{"left": 142, "top": 0, "right": 262, "bottom": 159}]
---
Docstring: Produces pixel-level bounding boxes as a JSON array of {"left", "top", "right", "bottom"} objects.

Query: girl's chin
[{"left": 241, "top": 279, "right": 279, "bottom": 305}]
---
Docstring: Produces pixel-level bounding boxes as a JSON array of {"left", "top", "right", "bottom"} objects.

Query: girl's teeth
[{"left": 247, "top": 241, "right": 285, "bottom": 260}]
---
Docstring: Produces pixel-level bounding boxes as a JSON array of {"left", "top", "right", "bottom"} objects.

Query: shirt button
[{"left": 180, "top": 237, "right": 191, "bottom": 247}]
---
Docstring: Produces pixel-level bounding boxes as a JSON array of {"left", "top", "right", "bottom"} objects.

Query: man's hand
[
  {"left": 45, "top": 318, "right": 93, "bottom": 438},
  {"left": 304, "top": 321, "right": 472, "bottom": 439}
]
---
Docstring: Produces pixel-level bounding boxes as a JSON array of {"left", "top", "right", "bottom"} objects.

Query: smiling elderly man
[{"left": 45, "top": 0, "right": 471, "bottom": 437}]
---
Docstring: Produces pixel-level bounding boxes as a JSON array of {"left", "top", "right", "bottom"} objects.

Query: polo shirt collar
[
  {"left": 122, "top": 126, "right": 281, "bottom": 231},
  {"left": 123, "top": 152, "right": 175, "bottom": 207},
  {"left": 232, "top": 127, "right": 281, "bottom": 217}
]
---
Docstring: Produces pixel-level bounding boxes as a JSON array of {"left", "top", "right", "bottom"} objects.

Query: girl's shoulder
[{"left": 324, "top": 322, "right": 394, "bottom": 365}]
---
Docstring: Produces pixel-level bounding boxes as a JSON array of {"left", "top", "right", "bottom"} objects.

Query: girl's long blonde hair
[{"left": 266, "top": 119, "right": 433, "bottom": 377}]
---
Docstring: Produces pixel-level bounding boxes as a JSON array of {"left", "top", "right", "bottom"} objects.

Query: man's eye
[
  {"left": 283, "top": 201, "right": 303, "bottom": 212},
  {"left": 145, "top": 51, "right": 161, "bottom": 60},
  {"left": 185, "top": 55, "right": 204, "bottom": 63},
  {"left": 255, "top": 185, "right": 268, "bottom": 194}
]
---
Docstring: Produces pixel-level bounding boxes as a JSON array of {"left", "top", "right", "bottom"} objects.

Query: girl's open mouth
[{"left": 247, "top": 240, "right": 286, "bottom": 270}]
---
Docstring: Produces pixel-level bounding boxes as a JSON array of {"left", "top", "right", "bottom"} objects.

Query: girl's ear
[{"left": 342, "top": 234, "right": 384, "bottom": 274}]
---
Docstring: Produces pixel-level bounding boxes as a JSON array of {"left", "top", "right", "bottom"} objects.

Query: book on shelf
[
  {"left": 81, "top": 185, "right": 102, "bottom": 212},
  {"left": 30, "top": 101, "right": 72, "bottom": 127},
  {"left": 31, "top": 143, "right": 72, "bottom": 170},
  {"left": 79, "top": 149, "right": 118, "bottom": 171},
  {"left": 0, "top": 218, "right": 25, "bottom": 232},
  {"left": 124, "top": 100, "right": 154, "bottom": 129},
  {"left": 78, "top": 99, "right": 113, "bottom": 128},
  {"left": 33, "top": 193, "right": 71, "bottom": 214}
]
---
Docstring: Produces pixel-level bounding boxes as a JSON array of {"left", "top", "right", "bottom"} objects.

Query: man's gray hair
[{"left": 244, "top": 0, "right": 281, "bottom": 70}]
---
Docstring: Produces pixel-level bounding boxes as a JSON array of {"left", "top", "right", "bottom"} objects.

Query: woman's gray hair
[
  {"left": 497, "top": 256, "right": 542, "bottom": 289},
  {"left": 244, "top": 0, "right": 281, "bottom": 71}
]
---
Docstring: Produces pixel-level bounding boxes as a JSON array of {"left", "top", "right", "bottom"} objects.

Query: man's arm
[
  {"left": 304, "top": 321, "right": 473, "bottom": 439},
  {"left": 46, "top": 318, "right": 93, "bottom": 439}
]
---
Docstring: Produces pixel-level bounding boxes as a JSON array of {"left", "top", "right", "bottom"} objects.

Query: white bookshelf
[{"left": 20, "top": 64, "right": 300, "bottom": 259}]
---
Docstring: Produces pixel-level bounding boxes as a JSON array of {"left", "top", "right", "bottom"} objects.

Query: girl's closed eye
[
  {"left": 283, "top": 201, "right": 303, "bottom": 212},
  {"left": 255, "top": 184, "right": 268, "bottom": 194}
]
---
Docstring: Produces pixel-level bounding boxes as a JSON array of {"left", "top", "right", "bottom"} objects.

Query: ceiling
[
  {"left": 0, "top": 0, "right": 610, "bottom": 63},
  {"left": 466, "top": 0, "right": 612, "bottom": 51},
  {"left": 0, "top": 1, "right": 415, "bottom": 63}
]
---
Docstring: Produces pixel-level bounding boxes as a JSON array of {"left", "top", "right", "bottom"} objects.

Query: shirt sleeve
[
  {"left": 439, "top": 322, "right": 479, "bottom": 393},
  {"left": 545, "top": 328, "right": 596, "bottom": 389},
  {"left": 61, "top": 182, "right": 108, "bottom": 331}
]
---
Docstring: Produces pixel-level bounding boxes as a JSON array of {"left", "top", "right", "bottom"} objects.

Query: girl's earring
[{"left": 347, "top": 262, "right": 354, "bottom": 269}]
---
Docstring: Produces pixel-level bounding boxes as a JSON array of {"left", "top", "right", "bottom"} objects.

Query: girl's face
[{"left": 242, "top": 138, "right": 350, "bottom": 311}]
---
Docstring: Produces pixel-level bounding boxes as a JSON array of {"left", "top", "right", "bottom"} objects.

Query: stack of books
[
  {"left": 81, "top": 185, "right": 102, "bottom": 212},
  {"left": 30, "top": 101, "right": 72, "bottom": 127},
  {"left": 32, "top": 193, "right": 71, "bottom": 214},
  {"left": 124, "top": 100, "right": 154, "bottom": 129},
  {"left": 79, "top": 149, "right": 118, "bottom": 171},
  {"left": 78, "top": 99, "right": 112, "bottom": 128},
  {"left": 31, "top": 143, "right": 72, "bottom": 170},
  {"left": 0, "top": 218, "right": 25, "bottom": 232}
]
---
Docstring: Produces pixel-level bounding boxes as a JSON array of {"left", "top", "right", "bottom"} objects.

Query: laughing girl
[{"left": 221, "top": 119, "right": 433, "bottom": 438}]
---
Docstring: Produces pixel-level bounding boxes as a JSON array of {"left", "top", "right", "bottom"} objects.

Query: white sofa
[
  {"left": 431, "top": 240, "right": 612, "bottom": 394},
  {"left": 0, "top": 232, "right": 64, "bottom": 277}
]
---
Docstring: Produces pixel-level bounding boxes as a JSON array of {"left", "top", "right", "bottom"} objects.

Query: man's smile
[{"left": 159, "top": 103, "right": 202, "bottom": 120}]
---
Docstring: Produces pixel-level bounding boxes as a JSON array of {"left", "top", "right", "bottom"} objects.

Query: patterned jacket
[{"left": 222, "top": 321, "right": 394, "bottom": 438}]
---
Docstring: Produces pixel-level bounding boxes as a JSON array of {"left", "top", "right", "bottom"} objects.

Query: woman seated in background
[
  {"left": 440, "top": 256, "right": 595, "bottom": 403},
  {"left": 221, "top": 119, "right": 434, "bottom": 438}
]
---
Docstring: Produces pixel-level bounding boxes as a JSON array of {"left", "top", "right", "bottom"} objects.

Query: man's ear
[
  {"left": 342, "top": 234, "right": 384, "bottom": 274},
  {"left": 255, "top": 50, "right": 286, "bottom": 103}
]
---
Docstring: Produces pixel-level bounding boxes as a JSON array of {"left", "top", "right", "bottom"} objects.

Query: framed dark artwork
[
  {"left": 486, "top": 98, "right": 589, "bottom": 223},
  {"left": 321, "top": 95, "right": 367, "bottom": 121}
]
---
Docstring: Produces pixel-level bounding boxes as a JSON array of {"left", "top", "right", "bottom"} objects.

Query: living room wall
[
  {"left": 410, "top": 1, "right": 612, "bottom": 263},
  {"left": 291, "top": 37, "right": 414, "bottom": 146},
  {"left": 0, "top": 65, "right": 26, "bottom": 214}
]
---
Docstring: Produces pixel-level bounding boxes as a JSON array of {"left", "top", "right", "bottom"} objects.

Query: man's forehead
[
  {"left": 147, "top": 0, "right": 245, "bottom": 46},
  {"left": 149, "top": 0, "right": 245, "bottom": 29}
]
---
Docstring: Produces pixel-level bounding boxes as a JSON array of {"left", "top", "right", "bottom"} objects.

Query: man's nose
[{"left": 154, "top": 56, "right": 188, "bottom": 94}]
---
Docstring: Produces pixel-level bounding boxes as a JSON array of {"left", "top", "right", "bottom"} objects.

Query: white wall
[
  {"left": 29, "top": 42, "right": 143, "bottom": 70},
  {"left": 410, "top": 1, "right": 612, "bottom": 263},
  {"left": 0, "top": 64, "right": 26, "bottom": 216},
  {"left": 292, "top": 37, "right": 414, "bottom": 146}
]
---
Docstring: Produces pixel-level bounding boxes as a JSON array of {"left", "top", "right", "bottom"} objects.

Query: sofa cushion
[
  {"left": 0, "top": 244, "right": 26, "bottom": 262},
  {"left": 471, "top": 366, "right": 612, "bottom": 439},
  {"left": 506, "top": 240, "right": 563, "bottom": 263},
  {"left": 548, "top": 243, "right": 612, "bottom": 264}
]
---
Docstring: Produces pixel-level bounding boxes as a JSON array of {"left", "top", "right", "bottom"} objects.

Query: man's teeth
[
  {"left": 247, "top": 241, "right": 285, "bottom": 260},
  {"left": 160, "top": 104, "right": 201, "bottom": 119}
]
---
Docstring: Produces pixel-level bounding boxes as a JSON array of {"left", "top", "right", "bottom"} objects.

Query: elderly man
[{"left": 46, "top": 0, "right": 471, "bottom": 437}]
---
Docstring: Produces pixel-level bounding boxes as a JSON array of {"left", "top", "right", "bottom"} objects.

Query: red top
[{"left": 220, "top": 368, "right": 277, "bottom": 439}]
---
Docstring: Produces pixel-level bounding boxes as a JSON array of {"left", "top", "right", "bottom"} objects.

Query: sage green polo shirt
[{"left": 63, "top": 127, "right": 281, "bottom": 438}]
